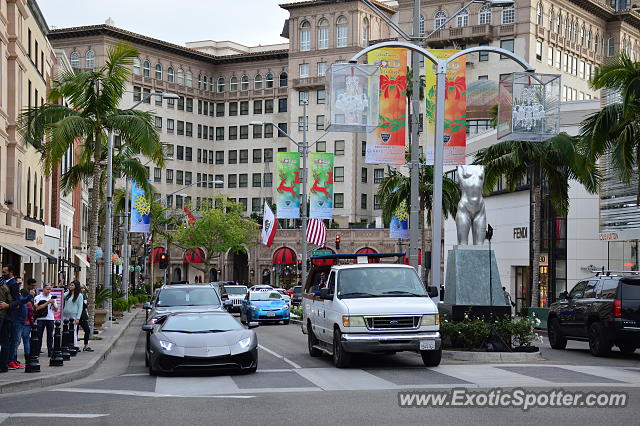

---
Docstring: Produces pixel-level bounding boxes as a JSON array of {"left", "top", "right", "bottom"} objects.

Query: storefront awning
[
  {"left": 27, "top": 246, "right": 57, "bottom": 264},
  {"left": 59, "top": 257, "right": 81, "bottom": 271},
  {"left": 75, "top": 254, "right": 90, "bottom": 269},
  {"left": 0, "top": 243, "right": 47, "bottom": 264}
]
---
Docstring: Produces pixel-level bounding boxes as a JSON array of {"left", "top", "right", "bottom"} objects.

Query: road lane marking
[
  {"left": 119, "top": 373, "right": 148, "bottom": 377},
  {"left": 258, "top": 344, "right": 302, "bottom": 369},
  {"left": 0, "top": 413, "right": 108, "bottom": 419},
  {"left": 55, "top": 388, "right": 255, "bottom": 398}
]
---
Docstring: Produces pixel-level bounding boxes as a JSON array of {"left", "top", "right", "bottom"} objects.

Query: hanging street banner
[
  {"left": 389, "top": 200, "right": 409, "bottom": 239},
  {"left": 309, "top": 152, "right": 334, "bottom": 219},
  {"left": 366, "top": 48, "right": 407, "bottom": 165},
  {"left": 130, "top": 180, "right": 151, "bottom": 233},
  {"left": 275, "top": 152, "right": 301, "bottom": 219},
  {"left": 425, "top": 49, "right": 467, "bottom": 166}
]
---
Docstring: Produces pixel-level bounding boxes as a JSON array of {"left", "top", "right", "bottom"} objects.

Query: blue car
[{"left": 240, "top": 291, "right": 290, "bottom": 325}]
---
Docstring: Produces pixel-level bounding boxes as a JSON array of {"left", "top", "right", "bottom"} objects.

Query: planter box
[
  {"left": 443, "top": 349, "right": 542, "bottom": 362},
  {"left": 94, "top": 309, "right": 108, "bottom": 329}
]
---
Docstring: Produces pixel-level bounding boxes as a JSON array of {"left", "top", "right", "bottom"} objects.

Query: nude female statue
[{"left": 455, "top": 165, "right": 487, "bottom": 246}]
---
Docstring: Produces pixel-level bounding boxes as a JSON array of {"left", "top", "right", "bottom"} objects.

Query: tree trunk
[
  {"left": 87, "top": 155, "right": 103, "bottom": 330},
  {"left": 530, "top": 162, "right": 542, "bottom": 308}
]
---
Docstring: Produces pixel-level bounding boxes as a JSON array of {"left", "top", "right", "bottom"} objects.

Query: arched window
[
  {"left": 607, "top": 37, "right": 615, "bottom": 57},
  {"left": 587, "top": 29, "right": 593, "bottom": 49},
  {"left": 230, "top": 76, "right": 238, "bottom": 91},
  {"left": 203, "top": 75, "right": 208, "bottom": 90},
  {"left": 362, "top": 17, "right": 369, "bottom": 45},
  {"left": 143, "top": 60, "right": 150, "bottom": 77},
  {"left": 536, "top": 3, "right": 543, "bottom": 26},
  {"left": 26, "top": 168, "right": 31, "bottom": 216},
  {"left": 564, "top": 17, "right": 570, "bottom": 40},
  {"left": 197, "top": 74, "right": 202, "bottom": 89},
  {"left": 185, "top": 71, "right": 193, "bottom": 87},
  {"left": 70, "top": 51, "right": 80, "bottom": 68},
  {"left": 177, "top": 69, "right": 185, "bottom": 85},
  {"left": 217, "top": 77, "right": 225, "bottom": 92},
  {"left": 266, "top": 72, "right": 274, "bottom": 88},
  {"left": 457, "top": 9, "right": 469, "bottom": 28},
  {"left": 501, "top": 5, "right": 515, "bottom": 25},
  {"left": 300, "top": 20, "right": 311, "bottom": 51},
  {"left": 85, "top": 50, "right": 95, "bottom": 68},
  {"left": 280, "top": 71, "right": 288, "bottom": 87},
  {"left": 336, "top": 16, "right": 348, "bottom": 47},
  {"left": 241, "top": 75, "right": 249, "bottom": 90},
  {"left": 434, "top": 11, "right": 447, "bottom": 30},
  {"left": 479, "top": 6, "right": 491, "bottom": 25},
  {"left": 33, "top": 172, "right": 37, "bottom": 218},
  {"left": 254, "top": 74, "right": 263, "bottom": 90},
  {"left": 549, "top": 9, "right": 555, "bottom": 31},
  {"left": 580, "top": 26, "right": 585, "bottom": 45},
  {"left": 317, "top": 18, "right": 329, "bottom": 49},
  {"left": 167, "top": 66, "right": 174, "bottom": 82},
  {"left": 419, "top": 14, "right": 425, "bottom": 34},
  {"left": 556, "top": 13, "right": 562, "bottom": 34},
  {"left": 155, "top": 63, "right": 162, "bottom": 80},
  {"left": 209, "top": 77, "right": 214, "bottom": 91},
  {"left": 573, "top": 20, "right": 579, "bottom": 42}
]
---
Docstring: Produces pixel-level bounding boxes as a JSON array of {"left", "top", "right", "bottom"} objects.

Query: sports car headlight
[
  {"left": 238, "top": 337, "right": 252, "bottom": 349},
  {"left": 421, "top": 314, "right": 439, "bottom": 326},
  {"left": 159, "top": 340, "right": 174, "bottom": 351},
  {"left": 342, "top": 316, "right": 366, "bottom": 327},
  {"left": 282, "top": 304, "right": 289, "bottom": 310},
  {"left": 249, "top": 305, "right": 259, "bottom": 310}
]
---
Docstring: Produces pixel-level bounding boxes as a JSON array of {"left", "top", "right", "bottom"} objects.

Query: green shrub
[
  {"left": 113, "top": 298, "right": 128, "bottom": 312},
  {"left": 94, "top": 287, "right": 112, "bottom": 309}
]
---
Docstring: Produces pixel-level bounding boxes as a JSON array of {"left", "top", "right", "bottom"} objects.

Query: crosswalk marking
[
  {"left": 155, "top": 375, "right": 238, "bottom": 396},
  {"left": 295, "top": 367, "right": 397, "bottom": 391}
]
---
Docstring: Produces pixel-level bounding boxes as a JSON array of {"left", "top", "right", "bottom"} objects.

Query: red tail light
[{"left": 613, "top": 299, "right": 622, "bottom": 318}]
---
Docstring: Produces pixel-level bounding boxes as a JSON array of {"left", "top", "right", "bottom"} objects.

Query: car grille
[
  {"left": 157, "top": 351, "right": 255, "bottom": 371},
  {"left": 231, "top": 299, "right": 242, "bottom": 306},
  {"left": 365, "top": 316, "right": 420, "bottom": 330}
]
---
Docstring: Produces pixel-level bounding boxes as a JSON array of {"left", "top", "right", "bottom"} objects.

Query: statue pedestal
[{"left": 440, "top": 246, "right": 510, "bottom": 321}]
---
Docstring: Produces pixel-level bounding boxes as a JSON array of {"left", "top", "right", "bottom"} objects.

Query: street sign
[{"left": 312, "top": 250, "right": 332, "bottom": 256}]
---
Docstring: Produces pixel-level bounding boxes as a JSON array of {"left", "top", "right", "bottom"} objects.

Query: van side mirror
[
  {"left": 427, "top": 286, "right": 439, "bottom": 298},
  {"left": 141, "top": 324, "right": 153, "bottom": 332},
  {"left": 143, "top": 302, "right": 151, "bottom": 310},
  {"left": 319, "top": 287, "right": 333, "bottom": 300}
]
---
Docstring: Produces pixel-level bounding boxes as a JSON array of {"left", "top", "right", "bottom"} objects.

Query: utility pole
[
  {"left": 103, "top": 130, "right": 114, "bottom": 327},
  {"left": 121, "top": 178, "right": 130, "bottom": 302},
  {"left": 301, "top": 100, "right": 309, "bottom": 289}
]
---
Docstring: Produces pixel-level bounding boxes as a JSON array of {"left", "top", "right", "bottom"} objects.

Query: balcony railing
[{"left": 291, "top": 76, "right": 326, "bottom": 89}]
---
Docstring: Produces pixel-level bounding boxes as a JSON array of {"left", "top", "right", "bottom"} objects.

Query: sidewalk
[{"left": 0, "top": 308, "right": 141, "bottom": 394}]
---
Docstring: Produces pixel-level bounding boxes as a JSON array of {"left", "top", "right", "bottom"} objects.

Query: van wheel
[
  {"left": 420, "top": 349, "right": 442, "bottom": 367},
  {"left": 588, "top": 322, "right": 611, "bottom": 357},
  {"left": 548, "top": 318, "right": 567, "bottom": 349},
  {"left": 307, "top": 325, "right": 322, "bottom": 357},
  {"left": 333, "top": 329, "right": 351, "bottom": 368},
  {"left": 618, "top": 341, "right": 637, "bottom": 354}
]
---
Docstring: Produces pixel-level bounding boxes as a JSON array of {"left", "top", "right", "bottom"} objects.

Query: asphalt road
[{"left": 0, "top": 315, "right": 639, "bottom": 425}]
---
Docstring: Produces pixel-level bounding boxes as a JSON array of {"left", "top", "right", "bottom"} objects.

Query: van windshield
[{"left": 337, "top": 267, "right": 427, "bottom": 299}]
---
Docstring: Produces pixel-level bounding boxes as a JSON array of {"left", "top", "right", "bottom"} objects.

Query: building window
[
  {"left": 241, "top": 75, "right": 249, "bottom": 91},
  {"left": 362, "top": 141, "right": 366, "bottom": 156},
  {"left": 240, "top": 150, "right": 249, "bottom": 163},
  {"left": 536, "top": 40, "right": 543, "bottom": 61},
  {"left": 165, "top": 144, "right": 174, "bottom": 159},
  {"left": 177, "top": 145, "right": 184, "bottom": 160},
  {"left": 419, "top": 14, "right": 425, "bottom": 35},
  {"left": 334, "top": 167, "right": 344, "bottom": 182},
  {"left": 253, "top": 124, "right": 262, "bottom": 139},
  {"left": 501, "top": 6, "right": 515, "bottom": 24},
  {"left": 607, "top": 38, "right": 615, "bottom": 56},
  {"left": 167, "top": 66, "right": 174, "bottom": 82},
  {"left": 238, "top": 198, "right": 248, "bottom": 212},
  {"left": 217, "top": 77, "right": 225, "bottom": 92},
  {"left": 335, "top": 140, "right": 345, "bottom": 156},
  {"left": 229, "top": 102, "right": 238, "bottom": 116},
  {"left": 254, "top": 100, "right": 263, "bottom": 114},
  {"left": 318, "top": 18, "right": 329, "bottom": 49},
  {"left": 500, "top": 39, "right": 514, "bottom": 59},
  {"left": 362, "top": 17, "right": 369, "bottom": 45},
  {"left": 457, "top": 9, "right": 469, "bottom": 27},
  {"left": 317, "top": 62, "right": 327, "bottom": 77},
  {"left": 185, "top": 71, "right": 193, "bottom": 87},
  {"left": 228, "top": 175, "right": 237, "bottom": 188},
  {"left": 280, "top": 72, "right": 288, "bottom": 87},
  {"left": 239, "top": 174, "right": 248, "bottom": 188},
  {"left": 466, "top": 119, "right": 491, "bottom": 136},
  {"left": 334, "top": 193, "right": 344, "bottom": 209},
  {"left": 264, "top": 148, "right": 273, "bottom": 162},
  {"left": 337, "top": 16, "right": 348, "bottom": 47},
  {"left": 70, "top": 51, "right": 80, "bottom": 68},
  {"left": 278, "top": 98, "right": 288, "bottom": 112},
  {"left": 264, "top": 173, "right": 273, "bottom": 187},
  {"left": 166, "top": 169, "right": 173, "bottom": 184},
  {"left": 255, "top": 74, "right": 263, "bottom": 90},
  {"left": 374, "top": 168, "right": 384, "bottom": 184},
  {"left": 186, "top": 98, "right": 193, "bottom": 112},
  {"left": 299, "top": 91, "right": 309, "bottom": 105},
  {"left": 230, "top": 76, "right": 238, "bottom": 91},
  {"left": 479, "top": 5, "right": 491, "bottom": 25},
  {"left": 434, "top": 11, "right": 447, "bottom": 30},
  {"left": 316, "top": 141, "right": 326, "bottom": 152},
  {"left": 240, "top": 101, "right": 249, "bottom": 115},
  {"left": 316, "top": 115, "right": 325, "bottom": 130},
  {"left": 85, "top": 50, "right": 95, "bottom": 68},
  {"left": 374, "top": 195, "right": 381, "bottom": 210},
  {"left": 252, "top": 173, "right": 262, "bottom": 187},
  {"left": 216, "top": 151, "right": 224, "bottom": 165},
  {"left": 176, "top": 170, "right": 184, "bottom": 185},
  {"left": 186, "top": 122, "right": 192, "bottom": 137},
  {"left": 479, "top": 43, "right": 489, "bottom": 61},
  {"left": 154, "top": 116, "right": 162, "bottom": 129},
  {"left": 216, "top": 127, "right": 225, "bottom": 141},
  {"left": 133, "top": 86, "right": 142, "bottom": 101},
  {"left": 154, "top": 167, "right": 161, "bottom": 183},
  {"left": 536, "top": 3, "right": 543, "bottom": 26},
  {"left": 298, "top": 116, "right": 308, "bottom": 131},
  {"left": 361, "top": 194, "right": 367, "bottom": 209},
  {"left": 143, "top": 60, "right": 150, "bottom": 77},
  {"left": 300, "top": 20, "right": 311, "bottom": 51},
  {"left": 277, "top": 123, "right": 288, "bottom": 137},
  {"left": 229, "top": 150, "right": 237, "bottom": 164},
  {"left": 253, "top": 149, "right": 262, "bottom": 163},
  {"left": 361, "top": 167, "right": 368, "bottom": 183},
  {"left": 240, "top": 125, "right": 249, "bottom": 139},
  {"left": 317, "top": 89, "right": 326, "bottom": 104},
  {"left": 167, "top": 119, "right": 174, "bottom": 132},
  {"left": 299, "top": 63, "right": 309, "bottom": 78},
  {"left": 266, "top": 73, "right": 274, "bottom": 88},
  {"left": 185, "top": 172, "right": 192, "bottom": 186},
  {"left": 265, "top": 99, "right": 274, "bottom": 114}
]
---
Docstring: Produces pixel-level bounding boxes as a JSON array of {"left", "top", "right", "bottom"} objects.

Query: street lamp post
[{"left": 104, "top": 91, "right": 178, "bottom": 326}]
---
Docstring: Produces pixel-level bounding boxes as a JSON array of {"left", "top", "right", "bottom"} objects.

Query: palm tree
[
  {"left": 473, "top": 134, "right": 599, "bottom": 307},
  {"left": 579, "top": 52, "right": 640, "bottom": 201},
  {"left": 19, "top": 42, "right": 164, "bottom": 327},
  {"left": 377, "top": 157, "right": 460, "bottom": 281}
]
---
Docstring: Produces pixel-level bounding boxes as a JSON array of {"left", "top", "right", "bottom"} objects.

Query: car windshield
[
  {"left": 225, "top": 286, "right": 247, "bottom": 295},
  {"left": 337, "top": 267, "right": 427, "bottom": 299},
  {"left": 156, "top": 288, "right": 221, "bottom": 307},
  {"left": 293, "top": 287, "right": 302, "bottom": 294},
  {"left": 250, "top": 291, "right": 282, "bottom": 301},
  {"left": 162, "top": 313, "right": 242, "bottom": 333}
]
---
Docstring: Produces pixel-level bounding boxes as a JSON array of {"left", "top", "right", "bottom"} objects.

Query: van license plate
[
  {"left": 267, "top": 312, "right": 275, "bottom": 317},
  {"left": 420, "top": 340, "right": 436, "bottom": 350}
]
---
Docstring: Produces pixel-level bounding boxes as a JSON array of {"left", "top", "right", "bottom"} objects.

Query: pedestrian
[
  {"left": 19, "top": 286, "right": 34, "bottom": 364},
  {"left": 503, "top": 286, "right": 515, "bottom": 314},
  {"left": 78, "top": 285, "right": 93, "bottom": 352},
  {"left": 62, "top": 280, "right": 84, "bottom": 350},
  {"left": 33, "top": 283, "right": 59, "bottom": 357},
  {"left": 0, "top": 272, "right": 13, "bottom": 373},
  {"left": 0, "top": 265, "right": 34, "bottom": 371}
]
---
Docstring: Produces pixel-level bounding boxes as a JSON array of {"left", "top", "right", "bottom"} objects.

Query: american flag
[{"left": 306, "top": 218, "right": 327, "bottom": 246}]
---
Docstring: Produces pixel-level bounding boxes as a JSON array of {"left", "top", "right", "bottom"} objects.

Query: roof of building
[
  {"left": 48, "top": 24, "right": 288, "bottom": 64},
  {"left": 279, "top": 0, "right": 396, "bottom": 14}
]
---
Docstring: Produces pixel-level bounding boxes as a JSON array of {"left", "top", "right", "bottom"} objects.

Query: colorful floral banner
[
  {"left": 309, "top": 152, "right": 334, "bottom": 220},
  {"left": 366, "top": 48, "right": 407, "bottom": 165},
  {"left": 130, "top": 180, "right": 151, "bottom": 233},
  {"left": 389, "top": 200, "right": 409, "bottom": 239},
  {"left": 275, "top": 152, "right": 301, "bottom": 219},
  {"left": 425, "top": 49, "right": 467, "bottom": 166}
]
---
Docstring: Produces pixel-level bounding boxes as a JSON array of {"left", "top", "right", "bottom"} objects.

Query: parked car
[
  {"left": 286, "top": 285, "right": 302, "bottom": 306},
  {"left": 249, "top": 285, "right": 274, "bottom": 292},
  {"left": 240, "top": 291, "right": 290, "bottom": 325},
  {"left": 548, "top": 272, "right": 640, "bottom": 356},
  {"left": 224, "top": 284, "right": 249, "bottom": 312},
  {"left": 142, "top": 311, "right": 259, "bottom": 375},
  {"left": 274, "top": 288, "right": 292, "bottom": 307},
  {"left": 302, "top": 259, "right": 441, "bottom": 368}
]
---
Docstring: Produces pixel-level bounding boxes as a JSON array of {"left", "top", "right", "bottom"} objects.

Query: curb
[
  {"left": 0, "top": 309, "right": 141, "bottom": 394},
  {"left": 290, "top": 319, "right": 303, "bottom": 326},
  {"left": 442, "top": 349, "right": 543, "bottom": 362}
]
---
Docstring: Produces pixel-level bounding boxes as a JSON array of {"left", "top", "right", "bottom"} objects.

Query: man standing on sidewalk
[
  {"left": 0, "top": 265, "right": 34, "bottom": 371},
  {"left": 33, "top": 283, "right": 58, "bottom": 358},
  {"left": 0, "top": 272, "right": 13, "bottom": 373}
]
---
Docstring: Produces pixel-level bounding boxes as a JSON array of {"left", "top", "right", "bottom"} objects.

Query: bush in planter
[
  {"left": 440, "top": 315, "right": 492, "bottom": 350},
  {"left": 94, "top": 287, "right": 112, "bottom": 309},
  {"left": 113, "top": 298, "right": 128, "bottom": 313}
]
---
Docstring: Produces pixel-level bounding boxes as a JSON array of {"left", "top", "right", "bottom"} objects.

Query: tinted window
[
  {"left": 598, "top": 279, "right": 618, "bottom": 299},
  {"left": 568, "top": 281, "right": 587, "bottom": 299},
  {"left": 583, "top": 280, "right": 598, "bottom": 298},
  {"left": 162, "top": 314, "right": 242, "bottom": 332},
  {"left": 620, "top": 279, "right": 640, "bottom": 299},
  {"left": 337, "top": 267, "right": 427, "bottom": 299},
  {"left": 157, "top": 288, "right": 221, "bottom": 307}
]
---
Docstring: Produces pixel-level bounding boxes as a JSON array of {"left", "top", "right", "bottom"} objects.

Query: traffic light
[
  {"left": 335, "top": 235, "right": 341, "bottom": 251},
  {"left": 159, "top": 252, "right": 169, "bottom": 270}
]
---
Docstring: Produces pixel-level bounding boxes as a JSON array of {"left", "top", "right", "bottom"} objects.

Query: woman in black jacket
[{"left": 78, "top": 286, "right": 93, "bottom": 352}]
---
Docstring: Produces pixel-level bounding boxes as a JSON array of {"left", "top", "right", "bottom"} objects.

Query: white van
[{"left": 302, "top": 263, "right": 441, "bottom": 367}]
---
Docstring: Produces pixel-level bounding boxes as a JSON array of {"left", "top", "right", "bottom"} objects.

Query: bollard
[
  {"left": 68, "top": 321, "right": 78, "bottom": 357},
  {"left": 49, "top": 320, "right": 64, "bottom": 367},
  {"left": 61, "top": 319, "right": 71, "bottom": 361},
  {"left": 25, "top": 323, "right": 40, "bottom": 373}
]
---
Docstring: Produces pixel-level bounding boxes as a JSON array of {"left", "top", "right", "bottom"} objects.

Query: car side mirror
[
  {"left": 558, "top": 291, "right": 568, "bottom": 300},
  {"left": 141, "top": 324, "right": 153, "bottom": 332},
  {"left": 143, "top": 302, "right": 152, "bottom": 310},
  {"left": 248, "top": 321, "right": 260, "bottom": 329},
  {"left": 319, "top": 287, "right": 333, "bottom": 300},
  {"left": 427, "top": 286, "right": 439, "bottom": 298}
]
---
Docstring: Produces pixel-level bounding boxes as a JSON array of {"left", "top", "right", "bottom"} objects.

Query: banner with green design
[
  {"left": 275, "top": 152, "right": 301, "bottom": 219},
  {"left": 309, "top": 152, "right": 334, "bottom": 219}
]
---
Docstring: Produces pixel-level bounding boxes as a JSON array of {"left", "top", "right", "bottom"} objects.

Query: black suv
[{"left": 548, "top": 273, "right": 640, "bottom": 356}]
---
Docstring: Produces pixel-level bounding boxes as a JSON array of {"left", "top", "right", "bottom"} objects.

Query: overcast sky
[{"left": 39, "top": 0, "right": 291, "bottom": 47}]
